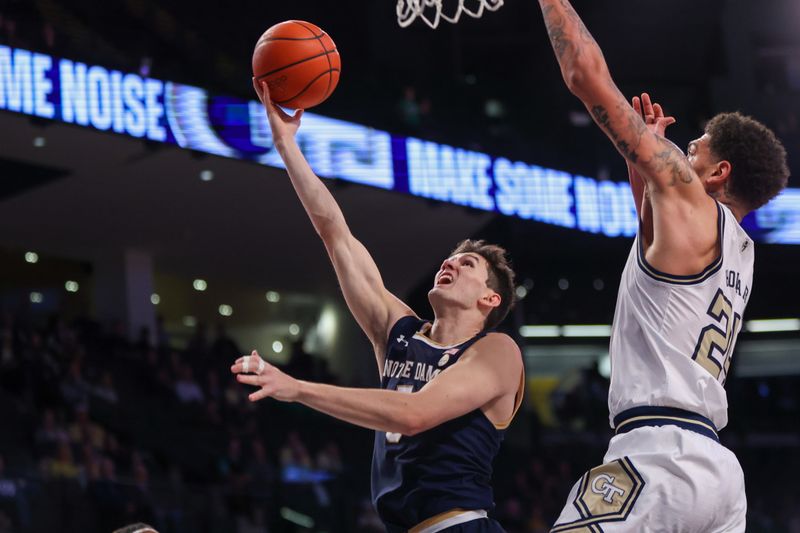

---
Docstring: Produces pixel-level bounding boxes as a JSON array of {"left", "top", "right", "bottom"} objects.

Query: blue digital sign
[{"left": 1, "top": 44, "right": 798, "bottom": 243}]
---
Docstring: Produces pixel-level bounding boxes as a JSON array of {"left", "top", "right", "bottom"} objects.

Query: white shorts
[{"left": 551, "top": 425, "right": 746, "bottom": 532}]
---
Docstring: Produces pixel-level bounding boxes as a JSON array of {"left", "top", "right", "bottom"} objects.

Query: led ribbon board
[{"left": 1, "top": 45, "right": 797, "bottom": 243}]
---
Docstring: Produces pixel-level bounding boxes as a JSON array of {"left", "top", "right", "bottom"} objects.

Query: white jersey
[{"left": 608, "top": 202, "right": 754, "bottom": 431}]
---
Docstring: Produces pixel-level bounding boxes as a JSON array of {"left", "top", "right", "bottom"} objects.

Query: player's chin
[{"left": 428, "top": 285, "right": 446, "bottom": 296}]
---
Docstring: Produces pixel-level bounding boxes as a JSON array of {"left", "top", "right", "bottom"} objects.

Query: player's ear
[
  {"left": 706, "top": 160, "right": 731, "bottom": 190},
  {"left": 481, "top": 290, "right": 501, "bottom": 309}
]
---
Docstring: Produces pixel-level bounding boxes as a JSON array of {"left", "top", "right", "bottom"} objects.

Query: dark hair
[
  {"left": 705, "top": 112, "right": 789, "bottom": 211},
  {"left": 449, "top": 239, "right": 516, "bottom": 330}
]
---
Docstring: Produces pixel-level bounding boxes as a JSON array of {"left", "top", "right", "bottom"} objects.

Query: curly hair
[
  {"left": 449, "top": 239, "right": 516, "bottom": 331},
  {"left": 705, "top": 112, "right": 789, "bottom": 211}
]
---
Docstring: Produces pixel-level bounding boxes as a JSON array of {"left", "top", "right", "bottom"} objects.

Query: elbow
[
  {"left": 564, "top": 68, "right": 588, "bottom": 95},
  {"left": 563, "top": 59, "right": 607, "bottom": 98},
  {"left": 399, "top": 410, "right": 430, "bottom": 437},
  {"left": 316, "top": 217, "right": 348, "bottom": 242}
]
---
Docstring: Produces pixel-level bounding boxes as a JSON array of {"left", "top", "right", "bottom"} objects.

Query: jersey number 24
[{"left": 691, "top": 288, "right": 742, "bottom": 386}]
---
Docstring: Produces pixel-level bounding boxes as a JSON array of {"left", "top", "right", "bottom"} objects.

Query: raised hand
[
  {"left": 252, "top": 78, "right": 304, "bottom": 144},
  {"left": 231, "top": 350, "right": 301, "bottom": 402},
  {"left": 632, "top": 92, "right": 675, "bottom": 138}
]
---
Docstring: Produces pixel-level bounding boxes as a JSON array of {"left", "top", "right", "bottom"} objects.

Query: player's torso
[
  {"left": 609, "top": 202, "right": 754, "bottom": 430},
  {"left": 372, "top": 316, "right": 503, "bottom": 531}
]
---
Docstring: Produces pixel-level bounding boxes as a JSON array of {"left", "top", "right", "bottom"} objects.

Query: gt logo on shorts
[
  {"left": 591, "top": 474, "right": 625, "bottom": 504},
  {"left": 551, "top": 457, "right": 645, "bottom": 532}
]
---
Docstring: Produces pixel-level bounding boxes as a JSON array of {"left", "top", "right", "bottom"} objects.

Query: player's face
[
  {"left": 686, "top": 134, "right": 717, "bottom": 184},
  {"left": 430, "top": 252, "right": 495, "bottom": 307}
]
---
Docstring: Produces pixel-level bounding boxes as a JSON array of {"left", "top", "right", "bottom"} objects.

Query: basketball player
[
  {"left": 231, "top": 80, "right": 525, "bottom": 533},
  {"left": 534, "top": 1, "right": 789, "bottom": 531}
]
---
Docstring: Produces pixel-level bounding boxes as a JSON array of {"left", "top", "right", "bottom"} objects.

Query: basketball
[{"left": 252, "top": 20, "right": 341, "bottom": 109}]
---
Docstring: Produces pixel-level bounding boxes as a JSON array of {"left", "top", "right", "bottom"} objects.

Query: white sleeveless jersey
[{"left": 608, "top": 202, "right": 754, "bottom": 430}]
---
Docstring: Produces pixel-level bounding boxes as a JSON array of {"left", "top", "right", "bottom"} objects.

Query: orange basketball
[{"left": 252, "top": 20, "right": 341, "bottom": 110}]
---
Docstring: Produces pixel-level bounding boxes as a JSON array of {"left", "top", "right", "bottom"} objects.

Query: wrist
[
  {"left": 294, "top": 379, "right": 312, "bottom": 403},
  {"left": 273, "top": 135, "right": 296, "bottom": 152}
]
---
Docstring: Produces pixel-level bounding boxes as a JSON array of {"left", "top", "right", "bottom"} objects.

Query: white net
[{"left": 396, "top": 0, "right": 504, "bottom": 29}]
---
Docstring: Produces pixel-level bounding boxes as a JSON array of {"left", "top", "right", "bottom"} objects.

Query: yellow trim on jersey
[
  {"left": 409, "top": 508, "right": 470, "bottom": 533},
  {"left": 493, "top": 368, "right": 526, "bottom": 430},
  {"left": 615, "top": 414, "right": 717, "bottom": 436},
  {"left": 412, "top": 323, "right": 476, "bottom": 349}
]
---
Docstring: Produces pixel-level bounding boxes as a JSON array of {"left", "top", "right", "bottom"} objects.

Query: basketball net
[{"left": 396, "top": 0, "right": 504, "bottom": 29}]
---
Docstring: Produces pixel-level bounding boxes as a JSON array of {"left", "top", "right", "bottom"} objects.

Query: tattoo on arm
[
  {"left": 542, "top": 5, "right": 572, "bottom": 61},
  {"left": 648, "top": 138, "right": 694, "bottom": 186},
  {"left": 540, "top": 0, "right": 601, "bottom": 67},
  {"left": 591, "top": 100, "right": 694, "bottom": 188},
  {"left": 590, "top": 103, "right": 646, "bottom": 163}
]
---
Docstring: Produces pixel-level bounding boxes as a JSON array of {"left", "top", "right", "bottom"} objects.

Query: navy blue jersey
[{"left": 371, "top": 316, "right": 523, "bottom": 532}]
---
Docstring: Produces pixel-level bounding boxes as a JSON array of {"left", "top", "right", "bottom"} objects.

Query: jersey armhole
[
  {"left": 386, "top": 316, "right": 426, "bottom": 351},
  {"left": 493, "top": 365, "right": 526, "bottom": 430},
  {"left": 635, "top": 201, "right": 725, "bottom": 285}
]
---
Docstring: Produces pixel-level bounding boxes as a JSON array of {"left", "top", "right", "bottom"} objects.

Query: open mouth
[{"left": 437, "top": 272, "right": 454, "bottom": 286}]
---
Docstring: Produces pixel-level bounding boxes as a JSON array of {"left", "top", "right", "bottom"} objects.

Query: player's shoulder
[{"left": 471, "top": 332, "right": 522, "bottom": 360}]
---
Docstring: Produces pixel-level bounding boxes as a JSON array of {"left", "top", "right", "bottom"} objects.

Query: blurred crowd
[{"left": 1, "top": 309, "right": 799, "bottom": 533}]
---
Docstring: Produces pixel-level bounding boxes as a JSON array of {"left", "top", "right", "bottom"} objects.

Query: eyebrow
[{"left": 687, "top": 141, "right": 697, "bottom": 152}]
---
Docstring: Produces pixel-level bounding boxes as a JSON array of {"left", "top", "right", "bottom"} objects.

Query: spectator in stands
[
  {"left": 34, "top": 408, "right": 69, "bottom": 457},
  {"left": 88, "top": 456, "right": 125, "bottom": 532},
  {"left": 0, "top": 453, "right": 30, "bottom": 530},
  {"left": 60, "top": 358, "right": 91, "bottom": 409},
  {"left": 44, "top": 441, "right": 81, "bottom": 480},
  {"left": 315, "top": 440, "right": 343, "bottom": 473},
  {"left": 68, "top": 405, "right": 106, "bottom": 450},
  {"left": 174, "top": 364, "right": 204, "bottom": 404},
  {"left": 279, "top": 431, "right": 312, "bottom": 470},
  {"left": 93, "top": 370, "right": 119, "bottom": 404},
  {"left": 247, "top": 439, "right": 277, "bottom": 513}
]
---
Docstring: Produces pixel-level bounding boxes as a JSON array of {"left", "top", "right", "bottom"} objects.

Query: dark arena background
[{"left": 1, "top": 0, "right": 799, "bottom": 532}]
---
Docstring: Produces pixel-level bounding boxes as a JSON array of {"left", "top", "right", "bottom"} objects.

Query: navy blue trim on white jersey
[
  {"left": 613, "top": 406, "right": 719, "bottom": 442},
  {"left": 636, "top": 201, "right": 725, "bottom": 285}
]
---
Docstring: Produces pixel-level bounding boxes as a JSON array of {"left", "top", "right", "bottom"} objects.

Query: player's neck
[
  {"left": 710, "top": 190, "right": 747, "bottom": 223},
  {"left": 428, "top": 312, "right": 483, "bottom": 346},
  {"left": 721, "top": 200, "right": 747, "bottom": 223}
]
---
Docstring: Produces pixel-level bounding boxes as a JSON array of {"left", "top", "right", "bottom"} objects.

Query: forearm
[
  {"left": 275, "top": 137, "right": 349, "bottom": 240},
  {"left": 627, "top": 161, "right": 645, "bottom": 215},
  {"left": 296, "top": 381, "right": 420, "bottom": 434},
  {"left": 537, "top": 0, "right": 609, "bottom": 93}
]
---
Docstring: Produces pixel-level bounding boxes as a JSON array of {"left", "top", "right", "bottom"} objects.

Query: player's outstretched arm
[
  {"left": 254, "top": 80, "right": 414, "bottom": 363},
  {"left": 231, "top": 336, "right": 522, "bottom": 435},
  {"left": 536, "top": 0, "right": 705, "bottom": 202},
  {"left": 626, "top": 94, "right": 676, "bottom": 223}
]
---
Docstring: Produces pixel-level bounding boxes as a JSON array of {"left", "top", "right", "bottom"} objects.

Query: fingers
[
  {"left": 259, "top": 80, "right": 271, "bottom": 103},
  {"left": 236, "top": 374, "right": 276, "bottom": 401},
  {"left": 236, "top": 374, "right": 262, "bottom": 386},
  {"left": 632, "top": 96, "right": 641, "bottom": 116},
  {"left": 248, "top": 388, "right": 273, "bottom": 402},
  {"left": 252, "top": 77, "right": 264, "bottom": 104},
  {"left": 653, "top": 104, "right": 677, "bottom": 126},
  {"left": 231, "top": 351, "right": 267, "bottom": 375},
  {"left": 641, "top": 92, "right": 654, "bottom": 118}
]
